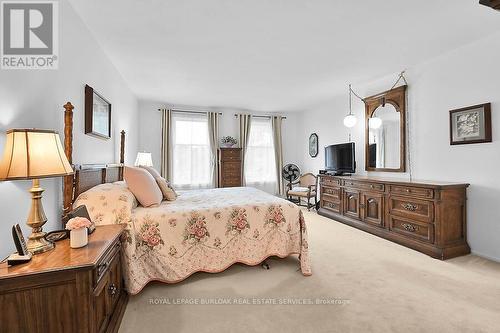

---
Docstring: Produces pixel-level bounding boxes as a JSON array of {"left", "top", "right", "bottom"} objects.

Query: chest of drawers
[{"left": 218, "top": 148, "right": 242, "bottom": 187}]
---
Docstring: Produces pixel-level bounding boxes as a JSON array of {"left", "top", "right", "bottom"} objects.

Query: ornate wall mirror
[{"left": 364, "top": 85, "right": 406, "bottom": 172}]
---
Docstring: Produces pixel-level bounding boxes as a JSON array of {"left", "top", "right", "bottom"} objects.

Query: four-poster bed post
[{"left": 62, "top": 102, "right": 126, "bottom": 225}]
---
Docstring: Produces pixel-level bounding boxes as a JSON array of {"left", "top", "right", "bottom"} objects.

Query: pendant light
[{"left": 343, "top": 84, "right": 357, "bottom": 128}]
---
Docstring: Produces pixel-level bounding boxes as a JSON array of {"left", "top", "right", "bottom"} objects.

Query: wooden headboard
[{"left": 62, "top": 102, "right": 126, "bottom": 219}]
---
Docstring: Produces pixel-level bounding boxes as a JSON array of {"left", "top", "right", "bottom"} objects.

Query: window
[
  {"left": 245, "top": 117, "right": 277, "bottom": 194},
  {"left": 172, "top": 113, "right": 212, "bottom": 189}
]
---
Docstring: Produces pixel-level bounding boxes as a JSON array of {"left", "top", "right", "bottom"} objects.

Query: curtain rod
[
  {"left": 157, "top": 108, "right": 222, "bottom": 115},
  {"left": 234, "top": 114, "right": 287, "bottom": 119},
  {"left": 157, "top": 108, "right": 285, "bottom": 119}
]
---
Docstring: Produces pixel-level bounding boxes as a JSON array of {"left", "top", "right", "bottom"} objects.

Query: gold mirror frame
[{"left": 364, "top": 85, "right": 407, "bottom": 172}]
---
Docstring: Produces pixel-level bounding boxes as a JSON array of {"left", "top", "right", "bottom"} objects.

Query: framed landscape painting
[
  {"left": 85, "top": 84, "right": 112, "bottom": 139},
  {"left": 449, "top": 103, "right": 491, "bottom": 145}
]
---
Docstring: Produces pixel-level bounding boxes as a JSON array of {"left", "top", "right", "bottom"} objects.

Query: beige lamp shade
[
  {"left": 0, "top": 129, "right": 74, "bottom": 180},
  {"left": 134, "top": 152, "right": 153, "bottom": 167}
]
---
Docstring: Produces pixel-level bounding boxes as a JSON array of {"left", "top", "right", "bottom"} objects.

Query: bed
[{"left": 61, "top": 102, "right": 311, "bottom": 295}]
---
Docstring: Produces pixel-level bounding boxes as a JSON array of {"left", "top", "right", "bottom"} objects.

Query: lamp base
[
  {"left": 26, "top": 179, "right": 55, "bottom": 255},
  {"left": 27, "top": 232, "right": 54, "bottom": 254}
]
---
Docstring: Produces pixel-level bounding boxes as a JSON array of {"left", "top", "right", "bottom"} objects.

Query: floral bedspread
[{"left": 76, "top": 185, "right": 311, "bottom": 295}]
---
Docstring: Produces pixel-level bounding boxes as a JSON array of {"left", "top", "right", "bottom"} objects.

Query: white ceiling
[{"left": 69, "top": 0, "right": 500, "bottom": 111}]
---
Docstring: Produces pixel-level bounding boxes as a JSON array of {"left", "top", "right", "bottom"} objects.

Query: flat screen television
[{"left": 324, "top": 142, "right": 356, "bottom": 175}]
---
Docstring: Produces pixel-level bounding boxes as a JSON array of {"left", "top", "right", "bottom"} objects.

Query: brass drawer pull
[
  {"left": 108, "top": 283, "right": 118, "bottom": 296},
  {"left": 97, "top": 262, "right": 108, "bottom": 276},
  {"left": 401, "top": 203, "right": 418, "bottom": 211},
  {"left": 401, "top": 223, "right": 419, "bottom": 232}
]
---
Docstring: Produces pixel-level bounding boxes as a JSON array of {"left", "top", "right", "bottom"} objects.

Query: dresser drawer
[
  {"left": 224, "top": 171, "right": 241, "bottom": 178},
  {"left": 321, "top": 186, "right": 341, "bottom": 201},
  {"left": 94, "top": 239, "right": 121, "bottom": 287},
  {"left": 220, "top": 149, "right": 241, "bottom": 161},
  {"left": 390, "top": 216, "right": 434, "bottom": 243},
  {"left": 321, "top": 199, "right": 341, "bottom": 213},
  {"left": 389, "top": 185, "right": 434, "bottom": 199},
  {"left": 222, "top": 161, "right": 240, "bottom": 172},
  {"left": 343, "top": 180, "right": 385, "bottom": 192},
  {"left": 222, "top": 177, "right": 241, "bottom": 187},
  {"left": 389, "top": 196, "right": 434, "bottom": 223},
  {"left": 320, "top": 177, "right": 340, "bottom": 187}
]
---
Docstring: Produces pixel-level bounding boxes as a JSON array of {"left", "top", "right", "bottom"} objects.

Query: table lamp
[
  {"left": 0, "top": 129, "right": 74, "bottom": 254},
  {"left": 134, "top": 152, "right": 153, "bottom": 167}
]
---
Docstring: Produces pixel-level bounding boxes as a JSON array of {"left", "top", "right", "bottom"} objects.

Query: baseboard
[{"left": 471, "top": 251, "right": 500, "bottom": 263}]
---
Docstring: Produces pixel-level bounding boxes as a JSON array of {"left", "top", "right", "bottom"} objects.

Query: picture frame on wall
[
  {"left": 449, "top": 103, "right": 491, "bottom": 145},
  {"left": 85, "top": 84, "right": 111, "bottom": 139},
  {"left": 309, "top": 133, "right": 318, "bottom": 157}
]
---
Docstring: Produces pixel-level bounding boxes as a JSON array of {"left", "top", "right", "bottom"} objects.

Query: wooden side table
[{"left": 0, "top": 225, "right": 128, "bottom": 333}]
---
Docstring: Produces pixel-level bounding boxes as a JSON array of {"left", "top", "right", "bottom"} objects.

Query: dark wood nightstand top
[{"left": 0, "top": 224, "right": 124, "bottom": 280}]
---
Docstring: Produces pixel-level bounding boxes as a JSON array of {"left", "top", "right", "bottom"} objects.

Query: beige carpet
[{"left": 119, "top": 210, "right": 500, "bottom": 333}]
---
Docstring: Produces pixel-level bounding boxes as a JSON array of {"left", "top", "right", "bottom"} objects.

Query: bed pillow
[
  {"left": 124, "top": 166, "right": 163, "bottom": 207},
  {"left": 156, "top": 177, "right": 177, "bottom": 201},
  {"left": 140, "top": 165, "right": 161, "bottom": 179},
  {"left": 73, "top": 181, "right": 137, "bottom": 226},
  {"left": 140, "top": 166, "right": 177, "bottom": 201}
]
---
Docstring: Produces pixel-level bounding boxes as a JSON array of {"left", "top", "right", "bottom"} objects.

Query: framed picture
[
  {"left": 85, "top": 84, "right": 111, "bottom": 139},
  {"left": 309, "top": 133, "right": 318, "bottom": 157},
  {"left": 449, "top": 103, "right": 491, "bottom": 145}
]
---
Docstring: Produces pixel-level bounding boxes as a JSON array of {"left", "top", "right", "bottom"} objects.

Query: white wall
[
  {"left": 0, "top": 1, "right": 139, "bottom": 258},
  {"left": 138, "top": 100, "right": 301, "bottom": 172},
  {"left": 299, "top": 31, "right": 500, "bottom": 261}
]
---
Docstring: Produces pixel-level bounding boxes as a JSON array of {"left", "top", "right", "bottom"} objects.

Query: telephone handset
[
  {"left": 7, "top": 224, "right": 32, "bottom": 265},
  {"left": 13, "top": 224, "right": 29, "bottom": 256}
]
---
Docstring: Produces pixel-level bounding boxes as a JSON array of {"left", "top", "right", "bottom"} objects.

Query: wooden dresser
[
  {"left": 318, "top": 175, "right": 470, "bottom": 259},
  {"left": 0, "top": 225, "right": 128, "bottom": 333},
  {"left": 218, "top": 148, "right": 242, "bottom": 187}
]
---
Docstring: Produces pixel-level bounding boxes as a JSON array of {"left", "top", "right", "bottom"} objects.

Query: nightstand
[{"left": 0, "top": 225, "right": 128, "bottom": 333}]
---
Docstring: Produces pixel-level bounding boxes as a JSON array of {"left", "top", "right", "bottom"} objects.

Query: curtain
[
  {"left": 238, "top": 114, "right": 252, "bottom": 186},
  {"left": 207, "top": 112, "right": 220, "bottom": 187},
  {"left": 244, "top": 117, "right": 277, "bottom": 194},
  {"left": 171, "top": 112, "right": 212, "bottom": 190},
  {"left": 271, "top": 116, "right": 285, "bottom": 196},
  {"left": 160, "top": 108, "right": 173, "bottom": 181}
]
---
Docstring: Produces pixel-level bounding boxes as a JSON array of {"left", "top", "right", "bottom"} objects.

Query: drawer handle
[
  {"left": 401, "top": 203, "right": 418, "bottom": 211},
  {"left": 370, "top": 185, "right": 375, "bottom": 189},
  {"left": 405, "top": 188, "right": 411, "bottom": 193},
  {"left": 401, "top": 223, "right": 419, "bottom": 232},
  {"left": 109, "top": 283, "right": 118, "bottom": 296},
  {"left": 98, "top": 262, "right": 108, "bottom": 276}
]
